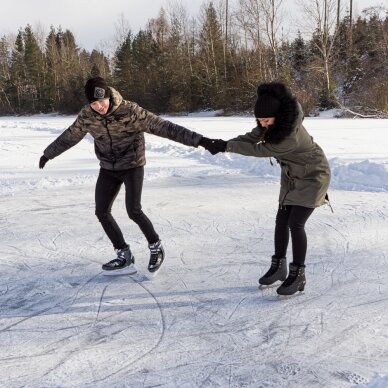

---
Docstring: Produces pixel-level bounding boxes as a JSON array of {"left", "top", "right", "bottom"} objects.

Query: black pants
[
  {"left": 274, "top": 205, "right": 314, "bottom": 266},
  {"left": 95, "top": 166, "right": 159, "bottom": 250}
]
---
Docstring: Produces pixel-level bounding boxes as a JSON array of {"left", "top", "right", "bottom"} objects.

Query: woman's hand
[{"left": 199, "top": 137, "right": 227, "bottom": 155}]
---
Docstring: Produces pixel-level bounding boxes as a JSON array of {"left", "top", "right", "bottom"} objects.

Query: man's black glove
[
  {"left": 199, "top": 137, "right": 227, "bottom": 155},
  {"left": 39, "top": 155, "right": 49, "bottom": 169}
]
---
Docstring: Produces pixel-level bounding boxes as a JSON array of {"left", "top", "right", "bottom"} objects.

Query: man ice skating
[{"left": 39, "top": 77, "right": 205, "bottom": 276}]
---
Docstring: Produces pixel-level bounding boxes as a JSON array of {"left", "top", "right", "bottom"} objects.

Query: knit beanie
[
  {"left": 254, "top": 93, "right": 281, "bottom": 118},
  {"left": 84, "top": 77, "right": 111, "bottom": 103}
]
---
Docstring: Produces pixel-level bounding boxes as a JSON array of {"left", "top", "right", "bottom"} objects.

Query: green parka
[
  {"left": 226, "top": 84, "right": 331, "bottom": 208},
  {"left": 44, "top": 88, "right": 202, "bottom": 170}
]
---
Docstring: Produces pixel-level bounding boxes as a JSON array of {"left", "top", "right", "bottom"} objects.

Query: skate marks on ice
[
  {"left": 0, "top": 268, "right": 167, "bottom": 386},
  {"left": 88, "top": 273, "right": 167, "bottom": 385},
  {"left": 0, "top": 225, "right": 167, "bottom": 386},
  {"left": 1, "top": 241, "right": 385, "bottom": 386},
  {"left": 1, "top": 151, "right": 388, "bottom": 386}
]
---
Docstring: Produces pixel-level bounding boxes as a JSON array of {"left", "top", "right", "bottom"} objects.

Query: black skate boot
[
  {"left": 148, "top": 240, "right": 165, "bottom": 275},
  {"left": 258, "top": 256, "right": 287, "bottom": 286},
  {"left": 102, "top": 246, "right": 137, "bottom": 275},
  {"left": 276, "top": 263, "right": 306, "bottom": 295}
]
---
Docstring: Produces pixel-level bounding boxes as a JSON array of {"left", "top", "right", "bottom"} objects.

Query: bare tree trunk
[
  {"left": 210, "top": 37, "right": 220, "bottom": 88},
  {"left": 0, "top": 89, "right": 14, "bottom": 112},
  {"left": 260, "top": 0, "right": 284, "bottom": 76},
  {"left": 298, "top": 0, "right": 339, "bottom": 107},
  {"left": 236, "top": 0, "right": 282, "bottom": 80},
  {"left": 224, "top": 0, "right": 229, "bottom": 82},
  {"left": 186, "top": 18, "right": 196, "bottom": 77},
  {"left": 337, "top": 0, "right": 340, "bottom": 27},
  {"left": 349, "top": 0, "right": 353, "bottom": 49}
]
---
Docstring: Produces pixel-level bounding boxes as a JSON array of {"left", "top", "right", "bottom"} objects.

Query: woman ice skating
[
  {"left": 200, "top": 82, "right": 331, "bottom": 295},
  {"left": 39, "top": 77, "right": 206, "bottom": 276}
]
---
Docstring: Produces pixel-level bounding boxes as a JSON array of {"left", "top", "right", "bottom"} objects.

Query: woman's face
[
  {"left": 257, "top": 117, "right": 276, "bottom": 129},
  {"left": 90, "top": 98, "right": 110, "bottom": 115}
]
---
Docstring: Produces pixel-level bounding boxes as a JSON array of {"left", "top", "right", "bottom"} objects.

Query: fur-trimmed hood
[{"left": 255, "top": 82, "right": 300, "bottom": 144}]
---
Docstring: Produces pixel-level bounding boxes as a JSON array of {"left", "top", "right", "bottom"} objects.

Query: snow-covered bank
[{"left": 1, "top": 115, "right": 388, "bottom": 195}]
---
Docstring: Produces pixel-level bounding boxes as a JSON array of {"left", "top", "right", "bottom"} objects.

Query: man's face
[{"left": 90, "top": 98, "right": 110, "bottom": 115}]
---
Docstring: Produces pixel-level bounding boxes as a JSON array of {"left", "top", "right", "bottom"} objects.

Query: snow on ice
[{"left": 0, "top": 114, "right": 387, "bottom": 387}]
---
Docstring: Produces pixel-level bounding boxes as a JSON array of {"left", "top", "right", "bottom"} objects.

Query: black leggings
[
  {"left": 95, "top": 166, "right": 159, "bottom": 249},
  {"left": 274, "top": 205, "right": 314, "bottom": 266}
]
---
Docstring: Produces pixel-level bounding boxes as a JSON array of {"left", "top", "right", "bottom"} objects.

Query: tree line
[{"left": 0, "top": 0, "right": 387, "bottom": 116}]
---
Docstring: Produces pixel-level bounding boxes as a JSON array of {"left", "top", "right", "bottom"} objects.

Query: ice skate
[
  {"left": 258, "top": 256, "right": 287, "bottom": 287},
  {"left": 147, "top": 240, "right": 165, "bottom": 277},
  {"left": 102, "top": 247, "right": 137, "bottom": 276},
  {"left": 276, "top": 263, "right": 306, "bottom": 296}
]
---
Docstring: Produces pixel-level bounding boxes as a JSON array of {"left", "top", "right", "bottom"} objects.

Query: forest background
[{"left": 0, "top": 0, "right": 387, "bottom": 117}]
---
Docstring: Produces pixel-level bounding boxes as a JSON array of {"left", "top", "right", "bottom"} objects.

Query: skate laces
[
  {"left": 268, "top": 257, "right": 283, "bottom": 272},
  {"left": 149, "top": 241, "right": 162, "bottom": 265},
  {"left": 149, "top": 241, "right": 161, "bottom": 252},
  {"left": 106, "top": 258, "right": 124, "bottom": 267},
  {"left": 111, "top": 248, "right": 128, "bottom": 264},
  {"left": 116, "top": 249, "right": 126, "bottom": 260},
  {"left": 270, "top": 260, "right": 278, "bottom": 269}
]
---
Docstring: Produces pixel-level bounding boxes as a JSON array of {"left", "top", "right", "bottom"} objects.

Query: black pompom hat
[{"left": 84, "top": 77, "right": 111, "bottom": 103}]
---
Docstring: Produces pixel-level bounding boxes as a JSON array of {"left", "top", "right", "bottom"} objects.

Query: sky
[
  {"left": 0, "top": 114, "right": 388, "bottom": 386},
  {"left": 0, "top": 0, "right": 385, "bottom": 51}
]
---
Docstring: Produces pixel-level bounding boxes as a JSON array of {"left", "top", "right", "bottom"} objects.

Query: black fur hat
[
  {"left": 84, "top": 77, "right": 111, "bottom": 103},
  {"left": 254, "top": 82, "right": 293, "bottom": 118},
  {"left": 254, "top": 82, "right": 299, "bottom": 144},
  {"left": 254, "top": 93, "right": 281, "bottom": 118}
]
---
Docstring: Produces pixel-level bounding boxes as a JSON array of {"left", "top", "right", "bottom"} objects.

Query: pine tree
[
  {"left": 89, "top": 50, "right": 110, "bottom": 78},
  {"left": 131, "top": 30, "right": 159, "bottom": 110},
  {"left": 113, "top": 31, "right": 133, "bottom": 99},
  {"left": 23, "top": 25, "right": 45, "bottom": 112},
  {"left": 197, "top": 2, "right": 225, "bottom": 109},
  {"left": 56, "top": 29, "right": 85, "bottom": 112},
  {"left": 165, "top": 7, "right": 195, "bottom": 113},
  {"left": 0, "top": 36, "right": 13, "bottom": 114},
  {"left": 9, "top": 30, "right": 26, "bottom": 113},
  {"left": 45, "top": 26, "right": 61, "bottom": 111},
  {"left": 291, "top": 31, "right": 308, "bottom": 81}
]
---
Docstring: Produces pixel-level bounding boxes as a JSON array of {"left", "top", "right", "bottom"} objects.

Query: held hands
[
  {"left": 39, "top": 155, "right": 49, "bottom": 169},
  {"left": 199, "top": 137, "right": 227, "bottom": 155}
]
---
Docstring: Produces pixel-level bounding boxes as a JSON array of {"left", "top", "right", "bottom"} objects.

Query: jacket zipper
[{"left": 104, "top": 118, "right": 116, "bottom": 169}]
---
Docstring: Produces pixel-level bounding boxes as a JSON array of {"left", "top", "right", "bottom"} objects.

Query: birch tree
[{"left": 298, "top": 0, "right": 339, "bottom": 108}]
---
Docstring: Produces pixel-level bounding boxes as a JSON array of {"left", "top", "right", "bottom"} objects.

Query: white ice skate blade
[
  {"left": 276, "top": 291, "right": 305, "bottom": 299},
  {"left": 258, "top": 278, "right": 286, "bottom": 289},
  {"left": 102, "top": 264, "right": 138, "bottom": 276},
  {"left": 258, "top": 283, "right": 281, "bottom": 290}
]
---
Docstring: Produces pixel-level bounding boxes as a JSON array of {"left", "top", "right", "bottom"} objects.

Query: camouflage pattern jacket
[{"left": 44, "top": 88, "right": 202, "bottom": 170}]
